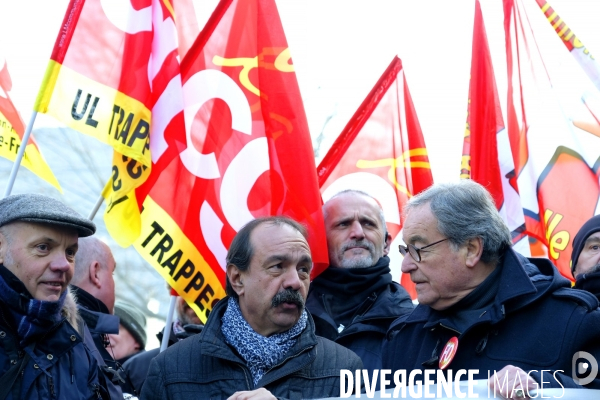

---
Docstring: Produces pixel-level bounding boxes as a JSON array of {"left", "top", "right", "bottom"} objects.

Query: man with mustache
[
  {"left": 0, "top": 193, "right": 110, "bottom": 399},
  {"left": 306, "top": 190, "right": 414, "bottom": 373},
  {"left": 141, "top": 216, "right": 362, "bottom": 400},
  {"left": 572, "top": 215, "right": 600, "bottom": 301}
]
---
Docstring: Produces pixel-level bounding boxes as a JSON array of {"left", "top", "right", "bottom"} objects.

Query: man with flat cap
[
  {"left": 0, "top": 193, "right": 110, "bottom": 399},
  {"left": 572, "top": 214, "right": 600, "bottom": 300}
]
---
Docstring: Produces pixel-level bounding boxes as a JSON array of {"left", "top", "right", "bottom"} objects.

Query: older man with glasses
[{"left": 384, "top": 180, "right": 600, "bottom": 397}]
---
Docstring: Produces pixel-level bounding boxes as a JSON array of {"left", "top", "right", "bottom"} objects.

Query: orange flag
[
  {"left": 318, "top": 56, "right": 433, "bottom": 299},
  {"left": 462, "top": 0, "right": 529, "bottom": 254},
  {"left": 503, "top": 0, "right": 600, "bottom": 278},
  {"left": 133, "top": 0, "right": 328, "bottom": 321}
]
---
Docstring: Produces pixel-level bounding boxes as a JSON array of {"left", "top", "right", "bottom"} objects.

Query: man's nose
[
  {"left": 50, "top": 252, "right": 72, "bottom": 273},
  {"left": 283, "top": 268, "right": 302, "bottom": 291},
  {"left": 401, "top": 253, "right": 417, "bottom": 273},
  {"left": 349, "top": 221, "right": 366, "bottom": 239}
]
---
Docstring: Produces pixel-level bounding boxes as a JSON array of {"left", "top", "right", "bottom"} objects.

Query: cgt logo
[{"left": 572, "top": 351, "right": 598, "bottom": 385}]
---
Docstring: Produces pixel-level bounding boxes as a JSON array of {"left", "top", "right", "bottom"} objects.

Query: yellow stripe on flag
[
  {"left": 34, "top": 61, "right": 152, "bottom": 167},
  {"left": 0, "top": 112, "right": 61, "bottom": 191},
  {"left": 134, "top": 197, "right": 225, "bottom": 322}
]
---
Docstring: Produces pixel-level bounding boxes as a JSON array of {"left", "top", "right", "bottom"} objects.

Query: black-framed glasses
[{"left": 398, "top": 238, "right": 449, "bottom": 262}]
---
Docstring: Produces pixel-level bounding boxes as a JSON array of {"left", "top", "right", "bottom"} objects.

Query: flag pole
[
  {"left": 3, "top": 111, "right": 38, "bottom": 198},
  {"left": 88, "top": 193, "right": 105, "bottom": 220},
  {"left": 160, "top": 288, "right": 179, "bottom": 352}
]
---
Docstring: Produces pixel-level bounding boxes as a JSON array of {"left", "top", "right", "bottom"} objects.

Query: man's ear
[
  {"left": 89, "top": 261, "right": 102, "bottom": 289},
  {"left": 0, "top": 231, "right": 6, "bottom": 265},
  {"left": 226, "top": 264, "right": 245, "bottom": 296},
  {"left": 383, "top": 232, "right": 392, "bottom": 256},
  {"left": 465, "top": 237, "right": 484, "bottom": 268}
]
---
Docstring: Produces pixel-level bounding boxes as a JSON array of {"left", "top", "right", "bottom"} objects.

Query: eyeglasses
[{"left": 398, "top": 238, "right": 449, "bottom": 262}]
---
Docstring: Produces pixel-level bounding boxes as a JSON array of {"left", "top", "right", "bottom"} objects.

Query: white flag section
[{"left": 504, "top": 0, "right": 600, "bottom": 278}]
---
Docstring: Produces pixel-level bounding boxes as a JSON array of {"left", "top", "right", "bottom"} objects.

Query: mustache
[
  {"left": 340, "top": 239, "right": 375, "bottom": 253},
  {"left": 271, "top": 288, "right": 305, "bottom": 309}
]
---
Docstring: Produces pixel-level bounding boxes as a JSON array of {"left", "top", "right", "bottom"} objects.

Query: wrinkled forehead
[
  {"left": 324, "top": 192, "right": 382, "bottom": 220},
  {"left": 585, "top": 232, "right": 600, "bottom": 244},
  {"left": 2, "top": 220, "right": 79, "bottom": 239}
]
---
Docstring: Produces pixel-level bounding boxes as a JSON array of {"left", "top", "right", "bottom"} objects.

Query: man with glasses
[
  {"left": 306, "top": 190, "right": 414, "bottom": 373},
  {"left": 383, "top": 180, "right": 600, "bottom": 396}
]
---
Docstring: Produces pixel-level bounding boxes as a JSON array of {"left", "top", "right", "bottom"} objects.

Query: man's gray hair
[
  {"left": 324, "top": 190, "right": 387, "bottom": 235},
  {"left": 404, "top": 180, "right": 512, "bottom": 265},
  {"left": 72, "top": 236, "right": 111, "bottom": 286}
]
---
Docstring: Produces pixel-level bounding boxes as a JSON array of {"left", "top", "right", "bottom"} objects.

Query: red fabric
[
  {"left": 317, "top": 56, "right": 434, "bottom": 299},
  {"left": 138, "top": 0, "right": 328, "bottom": 281},
  {"left": 462, "top": 0, "right": 504, "bottom": 210}
]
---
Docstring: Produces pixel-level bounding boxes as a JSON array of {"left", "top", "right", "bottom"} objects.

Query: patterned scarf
[
  {"left": 0, "top": 266, "right": 67, "bottom": 347},
  {"left": 221, "top": 297, "right": 307, "bottom": 386}
]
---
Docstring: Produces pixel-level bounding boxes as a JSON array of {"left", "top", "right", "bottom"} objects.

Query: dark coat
[
  {"left": 140, "top": 297, "right": 363, "bottom": 400},
  {"left": 382, "top": 249, "right": 600, "bottom": 389},
  {"left": 0, "top": 294, "right": 107, "bottom": 399},
  {"left": 306, "top": 262, "right": 414, "bottom": 373},
  {"left": 121, "top": 323, "right": 203, "bottom": 396},
  {"left": 71, "top": 286, "right": 123, "bottom": 400}
]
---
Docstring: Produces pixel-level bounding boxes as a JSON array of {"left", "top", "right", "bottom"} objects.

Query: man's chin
[{"left": 340, "top": 256, "right": 374, "bottom": 269}]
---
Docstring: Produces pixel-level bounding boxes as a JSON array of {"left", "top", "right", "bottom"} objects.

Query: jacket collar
[{"left": 398, "top": 248, "right": 563, "bottom": 332}]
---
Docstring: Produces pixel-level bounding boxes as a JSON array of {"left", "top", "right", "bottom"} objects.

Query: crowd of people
[{"left": 0, "top": 180, "right": 599, "bottom": 399}]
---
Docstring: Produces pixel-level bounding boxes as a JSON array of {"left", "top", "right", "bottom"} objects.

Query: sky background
[{"left": 0, "top": 0, "right": 599, "bottom": 348}]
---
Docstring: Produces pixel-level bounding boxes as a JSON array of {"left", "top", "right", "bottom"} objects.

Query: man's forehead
[
  {"left": 250, "top": 223, "right": 310, "bottom": 260},
  {"left": 585, "top": 232, "right": 600, "bottom": 243},
  {"left": 4, "top": 221, "right": 79, "bottom": 237},
  {"left": 324, "top": 192, "right": 381, "bottom": 218}
]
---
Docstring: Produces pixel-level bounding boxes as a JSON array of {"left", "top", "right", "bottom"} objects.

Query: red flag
[
  {"left": 462, "top": 0, "right": 529, "bottom": 254},
  {"left": 503, "top": 0, "right": 600, "bottom": 278},
  {"left": 318, "top": 56, "right": 433, "bottom": 299},
  {"left": 133, "top": 0, "right": 328, "bottom": 321}
]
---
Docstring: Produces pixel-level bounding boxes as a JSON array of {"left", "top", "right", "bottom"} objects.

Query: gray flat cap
[{"left": 0, "top": 193, "right": 96, "bottom": 237}]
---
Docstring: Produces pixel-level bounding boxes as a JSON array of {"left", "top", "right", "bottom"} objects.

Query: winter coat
[
  {"left": 121, "top": 323, "right": 203, "bottom": 396},
  {"left": 382, "top": 248, "right": 600, "bottom": 389},
  {"left": 0, "top": 289, "right": 108, "bottom": 399},
  {"left": 307, "top": 278, "right": 413, "bottom": 373},
  {"left": 140, "top": 297, "right": 363, "bottom": 400}
]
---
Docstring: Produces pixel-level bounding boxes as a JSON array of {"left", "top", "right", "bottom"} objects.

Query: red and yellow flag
[
  {"left": 462, "top": 0, "right": 529, "bottom": 254},
  {"left": 133, "top": 0, "right": 328, "bottom": 321},
  {"left": 503, "top": 0, "right": 600, "bottom": 278},
  {"left": 317, "top": 56, "right": 433, "bottom": 299},
  {"left": 33, "top": 0, "right": 198, "bottom": 246},
  {"left": 0, "top": 59, "right": 60, "bottom": 191}
]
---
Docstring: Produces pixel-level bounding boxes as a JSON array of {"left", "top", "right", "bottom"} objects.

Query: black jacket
[
  {"left": 121, "top": 323, "right": 203, "bottom": 396},
  {"left": 140, "top": 297, "right": 363, "bottom": 399},
  {"left": 0, "top": 267, "right": 106, "bottom": 399},
  {"left": 306, "top": 257, "right": 414, "bottom": 372},
  {"left": 382, "top": 249, "right": 600, "bottom": 389},
  {"left": 71, "top": 286, "right": 124, "bottom": 399}
]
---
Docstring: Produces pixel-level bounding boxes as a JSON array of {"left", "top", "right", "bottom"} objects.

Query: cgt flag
[
  {"left": 503, "top": 0, "right": 600, "bottom": 278},
  {"left": 133, "top": 0, "right": 328, "bottom": 321},
  {"left": 0, "top": 58, "right": 60, "bottom": 191},
  {"left": 33, "top": 0, "right": 197, "bottom": 247},
  {"left": 461, "top": 0, "right": 529, "bottom": 255},
  {"left": 317, "top": 56, "right": 433, "bottom": 299}
]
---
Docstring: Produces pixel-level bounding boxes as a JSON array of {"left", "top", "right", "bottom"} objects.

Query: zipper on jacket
[{"left": 48, "top": 376, "right": 56, "bottom": 398}]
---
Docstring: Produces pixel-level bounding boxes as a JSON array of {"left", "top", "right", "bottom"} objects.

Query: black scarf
[
  {"left": 574, "top": 270, "right": 600, "bottom": 302},
  {"left": 309, "top": 256, "right": 392, "bottom": 328},
  {"left": 71, "top": 285, "right": 110, "bottom": 314},
  {"left": 0, "top": 264, "right": 67, "bottom": 347},
  {"left": 439, "top": 263, "right": 502, "bottom": 334}
]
